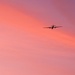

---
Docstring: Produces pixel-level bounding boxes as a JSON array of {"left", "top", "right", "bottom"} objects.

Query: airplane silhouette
[{"left": 44, "top": 25, "right": 62, "bottom": 29}]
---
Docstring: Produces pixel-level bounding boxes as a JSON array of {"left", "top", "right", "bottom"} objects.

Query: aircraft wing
[
  {"left": 43, "top": 27, "right": 52, "bottom": 28},
  {"left": 55, "top": 26, "right": 62, "bottom": 28}
]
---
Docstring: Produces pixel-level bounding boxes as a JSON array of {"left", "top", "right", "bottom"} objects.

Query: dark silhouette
[{"left": 44, "top": 25, "right": 62, "bottom": 29}]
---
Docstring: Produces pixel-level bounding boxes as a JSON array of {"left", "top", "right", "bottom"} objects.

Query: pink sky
[{"left": 0, "top": 1, "right": 75, "bottom": 75}]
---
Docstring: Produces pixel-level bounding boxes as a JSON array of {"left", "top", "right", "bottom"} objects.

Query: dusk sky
[{"left": 0, "top": 0, "right": 75, "bottom": 75}]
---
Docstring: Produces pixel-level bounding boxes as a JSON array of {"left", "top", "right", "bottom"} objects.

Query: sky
[{"left": 0, "top": 0, "right": 75, "bottom": 75}]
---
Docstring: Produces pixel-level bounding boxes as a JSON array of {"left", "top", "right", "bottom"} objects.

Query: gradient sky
[{"left": 0, "top": 0, "right": 75, "bottom": 75}]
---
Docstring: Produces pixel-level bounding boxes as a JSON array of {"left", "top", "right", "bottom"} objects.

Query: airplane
[{"left": 43, "top": 25, "right": 62, "bottom": 29}]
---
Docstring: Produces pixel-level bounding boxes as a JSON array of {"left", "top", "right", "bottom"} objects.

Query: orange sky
[{"left": 0, "top": 1, "right": 75, "bottom": 75}]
